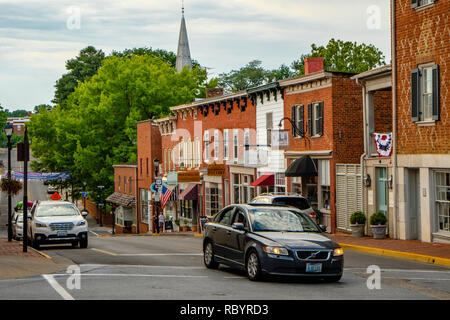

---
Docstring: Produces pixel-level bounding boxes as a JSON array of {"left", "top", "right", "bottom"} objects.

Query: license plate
[
  {"left": 306, "top": 263, "right": 322, "bottom": 273},
  {"left": 57, "top": 231, "right": 67, "bottom": 237}
]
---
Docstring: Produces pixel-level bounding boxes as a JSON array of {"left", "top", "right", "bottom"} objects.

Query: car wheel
[
  {"left": 246, "top": 250, "right": 262, "bottom": 281},
  {"left": 79, "top": 237, "right": 88, "bottom": 248},
  {"left": 32, "top": 236, "right": 40, "bottom": 250},
  {"left": 203, "top": 241, "right": 219, "bottom": 269},
  {"left": 323, "top": 275, "right": 342, "bottom": 283}
]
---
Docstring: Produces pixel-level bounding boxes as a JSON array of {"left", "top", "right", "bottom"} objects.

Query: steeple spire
[{"left": 176, "top": 1, "right": 192, "bottom": 73}]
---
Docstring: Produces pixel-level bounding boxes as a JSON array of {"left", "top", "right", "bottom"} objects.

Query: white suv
[{"left": 28, "top": 200, "right": 88, "bottom": 249}]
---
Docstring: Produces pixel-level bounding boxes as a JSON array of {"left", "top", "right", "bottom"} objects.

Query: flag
[
  {"left": 374, "top": 133, "right": 393, "bottom": 157},
  {"left": 160, "top": 183, "right": 173, "bottom": 210}
]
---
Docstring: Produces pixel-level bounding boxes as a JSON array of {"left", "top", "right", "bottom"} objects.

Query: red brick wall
[
  {"left": 395, "top": 0, "right": 450, "bottom": 154},
  {"left": 373, "top": 90, "right": 393, "bottom": 133},
  {"left": 85, "top": 199, "right": 113, "bottom": 226},
  {"left": 114, "top": 166, "right": 137, "bottom": 197},
  {"left": 137, "top": 120, "right": 162, "bottom": 233}
]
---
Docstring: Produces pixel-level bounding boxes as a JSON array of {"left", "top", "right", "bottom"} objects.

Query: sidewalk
[
  {"left": 0, "top": 238, "right": 72, "bottom": 280},
  {"left": 328, "top": 232, "right": 450, "bottom": 268}
]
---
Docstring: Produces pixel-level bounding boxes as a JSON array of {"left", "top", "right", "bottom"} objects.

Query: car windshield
[
  {"left": 35, "top": 203, "right": 80, "bottom": 217},
  {"left": 272, "top": 197, "right": 310, "bottom": 210},
  {"left": 248, "top": 208, "right": 319, "bottom": 232}
]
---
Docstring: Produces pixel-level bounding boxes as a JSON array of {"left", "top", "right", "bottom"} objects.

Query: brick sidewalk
[
  {"left": 0, "top": 238, "right": 42, "bottom": 258},
  {"left": 329, "top": 233, "right": 450, "bottom": 259}
]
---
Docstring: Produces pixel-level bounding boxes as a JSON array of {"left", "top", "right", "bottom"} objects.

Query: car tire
[
  {"left": 246, "top": 250, "right": 262, "bottom": 281},
  {"left": 203, "top": 241, "right": 219, "bottom": 269},
  {"left": 32, "top": 236, "right": 40, "bottom": 250},
  {"left": 79, "top": 237, "right": 88, "bottom": 248},
  {"left": 323, "top": 275, "right": 342, "bottom": 283}
]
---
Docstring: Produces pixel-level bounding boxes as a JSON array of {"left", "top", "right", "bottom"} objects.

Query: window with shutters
[
  {"left": 411, "top": 0, "right": 435, "bottom": 9},
  {"left": 266, "top": 112, "right": 273, "bottom": 146},
  {"left": 411, "top": 64, "right": 439, "bottom": 123},
  {"left": 204, "top": 131, "right": 209, "bottom": 163},
  {"left": 309, "top": 102, "right": 324, "bottom": 137},
  {"left": 223, "top": 130, "right": 229, "bottom": 159}
]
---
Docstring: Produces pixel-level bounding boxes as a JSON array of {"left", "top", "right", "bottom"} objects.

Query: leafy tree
[
  {"left": 218, "top": 60, "right": 268, "bottom": 92},
  {"left": 53, "top": 46, "right": 106, "bottom": 107},
  {"left": 34, "top": 104, "right": 53, "bottom": 113},
  {"left": 291, "top": 38, "right": 386, "bottom": 75}
]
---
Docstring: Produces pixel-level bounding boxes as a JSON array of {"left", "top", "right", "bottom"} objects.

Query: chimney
[
  {"left": 206, "top": 88, "right": 224, "bottom": 99},
  {"left": 304, "top": 57, "right": 324, "bottom": 75}
]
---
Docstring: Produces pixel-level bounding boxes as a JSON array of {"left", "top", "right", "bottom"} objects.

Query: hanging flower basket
[{"left": 1, "top": 177, "right": 23, "bottom": 196}]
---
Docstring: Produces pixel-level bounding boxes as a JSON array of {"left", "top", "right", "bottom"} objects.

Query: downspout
[
  {"left": 135, "top": 166, "right": 139, "bottom": 234},
  {"left": 356, "top": 78, "right": 368, "bottom": 232},
  {"left": 391, "top": 0, "right": 398, "bottom": 239}
]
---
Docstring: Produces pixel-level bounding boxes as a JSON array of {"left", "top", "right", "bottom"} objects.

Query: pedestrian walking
[
  {"left": 158, "top": 213, "right": 165, "bottom": 233},
  {"left": 154, "top": 215, "right": 160, "bottom": 234}
]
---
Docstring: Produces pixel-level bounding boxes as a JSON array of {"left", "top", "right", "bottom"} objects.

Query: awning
[
  {"left": 250, "top": 173, "right": 274, "bottom": 186},
  {"left": 285, "top": 155, "right": 318, "bottom": 177},
  {"left": 106, "top": 192, "right": 136, "bottom": 207},
  {"left": 179, "top": 184, "right": 198, "bottom": 201}
]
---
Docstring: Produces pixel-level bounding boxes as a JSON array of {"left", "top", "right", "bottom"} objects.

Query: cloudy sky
[{"left": 0, "top": 0, "right": 390, "bottom": 111}]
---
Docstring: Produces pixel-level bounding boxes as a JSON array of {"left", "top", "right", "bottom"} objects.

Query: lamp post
[
  {"left": 82, "top": 181, "right": 87, "bottom": 211},
  {"left": 153, "top": 158, "right": 160, "bottom": 233},
  {"left": 4, "top": 123, "right": 13, "bottom": 242}
]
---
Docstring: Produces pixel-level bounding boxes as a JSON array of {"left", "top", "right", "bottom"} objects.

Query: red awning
[
  {"left": 250, "top": 173, "right": 275, "bottom": 187},
  {"left": 179, "top": 184, "right": 198, "bottom": 201}
]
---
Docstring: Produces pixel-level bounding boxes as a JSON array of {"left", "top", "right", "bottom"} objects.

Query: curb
[
  {"left": 340, "top": 243, "right": 450, "bottom": 268},
  {"left": 28, "top": 246, "right": 52, "bottom": 260}
]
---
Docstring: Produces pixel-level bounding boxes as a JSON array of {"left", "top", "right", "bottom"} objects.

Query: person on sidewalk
[
  {"left": 158, "top": 213, "right": 165, "bottom": 233},
  {"left": 154, "top": 215, "right": 159, "bottom": 234}
]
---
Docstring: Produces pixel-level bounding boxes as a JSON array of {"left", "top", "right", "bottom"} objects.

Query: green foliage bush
[
  {"left": 350, "top": 211, "right": 366, "bottom": 225},
  {"left": 370, "top": 211, "right": 387, "bottom": 225}
]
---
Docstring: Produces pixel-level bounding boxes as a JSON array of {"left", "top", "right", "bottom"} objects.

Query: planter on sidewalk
[
  {"left": 369, "top": 211, "right": 388, "bottom": 239},
  {"left": 349, "top": 211, "right": 366, "bottom": 238}
]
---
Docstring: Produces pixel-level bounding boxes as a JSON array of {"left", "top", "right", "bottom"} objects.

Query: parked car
[
  {"left": 203, "top": 204, "right": 343, "bottom": 282},
  {"left": 250, "top": 193, "right": 320, "bottom": 224},
  {"left": 27, "top": 200, "right": 88, "bottom": 249},
  {"left": 47, "top": 186, "right": 57, "bottom": 194}
]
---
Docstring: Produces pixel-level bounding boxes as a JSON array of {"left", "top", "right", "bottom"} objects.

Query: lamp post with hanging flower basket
[
  {"left": 3, "top": 122, "right": 14, "bottom": 241},
  {"left": 0, "top": 176, "right": 23, "bottom": 196}
]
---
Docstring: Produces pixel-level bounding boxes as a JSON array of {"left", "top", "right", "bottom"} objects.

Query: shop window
[
  {"left": 140, "top": 189, "right": 149, "bottom": 223},
  {"left": 435, "top": 171, "right": 450, "bottom": 233},
  {"left": 319, "top": 159, "right": 331, "bottom": 210}
]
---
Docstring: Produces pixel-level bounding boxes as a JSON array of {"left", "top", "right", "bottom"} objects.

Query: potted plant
[
  {"left": 349, "top": 211, "right": 366, "bottom": 238},
  {"left": 174, "top": 219, "right": 180, "bottom": 232},
  {"left": 370, "top": 211, "right": 387, "bottom": 239},
  {"left": 181, "top": 219, "right": 189, "bottom": 232},
  {"left": 0, "top": 177, "right": 23, "bottom": 196}
]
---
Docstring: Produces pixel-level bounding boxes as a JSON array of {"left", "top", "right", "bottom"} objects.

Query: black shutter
[
  {"left": 411, "top": 69, "right": 419, "bottom": 122},
  {"left": 291, "top": 106, "right": 296, "bottom": 136},
  {"left": 298, "top": 105, "right": 304, "bottom": 137},
  {"left": 318, "top": 102, "right": 324, "bottom": 136},
  {"left": 308, "top": 103, "right": 313, "bottom": 136},
  {"left": 411, "top": 0, "right": 418, "bottom": 9},
  {"left": 432, "top": 65, "right": 440, "bottom": 121}
]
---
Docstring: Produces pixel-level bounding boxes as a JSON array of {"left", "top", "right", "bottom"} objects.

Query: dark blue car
[{"left": 203, "top": 204, "right": 344, "bottom": 281}]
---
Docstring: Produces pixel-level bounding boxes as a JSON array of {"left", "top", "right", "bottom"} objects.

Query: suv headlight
[
  {"left": 76, "top": 220, "right": 86, "bottom": 226},
  {"left": 263, "top": 246, "right": 289, "bottom": 256},
  {"left": 35, "top": 222, "right": 47, "bottom": 228}
]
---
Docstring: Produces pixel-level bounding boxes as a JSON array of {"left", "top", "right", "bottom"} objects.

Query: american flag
[{"left": 160, "top": 183, "right": 173, "bottom": 210}]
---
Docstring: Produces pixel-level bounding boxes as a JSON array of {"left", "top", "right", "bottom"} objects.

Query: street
[{"left": 0, "top": 148, "right": 449, "bottom": 300}]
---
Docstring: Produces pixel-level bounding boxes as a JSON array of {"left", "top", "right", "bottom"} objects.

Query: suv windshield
[
  {"left": 272, "top": 197, "right": 310, "bottom": 210},
  {"left": 35, "top": 203, "right": 80, "bottom": 217},
  {"left": 248, "top": 208, "right": 319, "bottom": 232}
]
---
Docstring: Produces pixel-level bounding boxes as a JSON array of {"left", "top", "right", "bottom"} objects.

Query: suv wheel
[
  {"left": 246, "top": 250, "right": 262, "bottom": 281},
  {"left": 32, "top": 235, "right": 40, "bottom": 250},
  {"left": 203, "top": 241, "right": 219, "bottom": 269},
  {"left": 79, "top": 237, "right": 88, "bottom": 248}
]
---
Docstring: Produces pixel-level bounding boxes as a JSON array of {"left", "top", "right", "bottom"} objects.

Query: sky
[{"left": 0, "top": 0, "right": 391, "bottom": 111}]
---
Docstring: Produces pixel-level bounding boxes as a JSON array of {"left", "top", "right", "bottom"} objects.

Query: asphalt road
[{"left": 0, "top": 148, "right": 449, "bottom": 300}]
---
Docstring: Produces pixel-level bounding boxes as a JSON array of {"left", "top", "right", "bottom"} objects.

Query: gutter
[
  {"left": 391, "top": 0, "right": 398, "bottom": 239},
  {"left": 356, "top": 77, "right": 367, "bottom": 230}
]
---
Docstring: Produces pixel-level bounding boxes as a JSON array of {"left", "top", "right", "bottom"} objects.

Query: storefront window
[
  {"left": 319, "top": 160, "right": 331, "bottom": 210},
  {"left": 205, "top": 183, "right": 222, "bottom": 216},
  {"left": 435, "top": 171, "right": 450, "bottom": 233},
  {"left": 140, "top": 189, "right": 149, "bottom": 223},
  {"left": 232, "top": 173, "right": 255, "bottom": 204}
]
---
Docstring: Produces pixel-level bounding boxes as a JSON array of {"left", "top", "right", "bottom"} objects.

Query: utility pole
[
  {"left": 20, "top": 128, "right": 30, "bottom": 252},
  {"left": 4, "top": 123, "right": 13, "bottom": 242}
]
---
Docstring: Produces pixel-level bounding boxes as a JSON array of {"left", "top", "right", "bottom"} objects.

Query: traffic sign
[{"left": 82, "top": 191, "right": 88, "bottom": 198}]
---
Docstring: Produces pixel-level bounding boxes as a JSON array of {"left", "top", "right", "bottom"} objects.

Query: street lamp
[
  {"left": 82, "top": 181, "right": 87, "bottom": 211},
  {"left": 153, "top": 158, "right": 160, "bottom": 177},
  {"left": 4, "top": 123, "right": 13, "bottom": 242},
  {"left": 153, "top": 158, "right": 160, "bottom": 233}
]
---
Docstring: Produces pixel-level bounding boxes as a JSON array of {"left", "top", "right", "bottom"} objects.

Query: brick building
[
  {"left": 393, "top": 0, "right": 449, "bottom": 243},
  {"left": 279, "top": 59, "right": 364, "bottom": 233},
  {"left": 106, "top": 163, "right": 138, "bottom": 234}
]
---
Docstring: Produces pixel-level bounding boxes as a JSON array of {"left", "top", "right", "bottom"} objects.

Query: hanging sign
[
  {"left": 207, "top": 163, "right": 225, "bottom": 176},
  {"left": 374, "top": 133, "right": 393, "bottom": 157},
  {"left": 271, "top": 129, "right": 290, "bottom": 149}
]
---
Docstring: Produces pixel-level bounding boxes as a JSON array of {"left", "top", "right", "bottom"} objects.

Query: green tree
[
  {"left": 53, "top": 46, "right": 106, "bottom": 107},
  {"left": 291, "top": 38, "right": 386, "bottom": 75},
  {"left": 218, "top": 60, "right": 269, "bottom": 92}
]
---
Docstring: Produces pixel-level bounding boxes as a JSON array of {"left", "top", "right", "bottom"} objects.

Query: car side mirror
[
  {"left": 81, "top": 210, "right": 89, "bottom": 217},
  {"left": 232, "top": 222, "right": 245, "bottom": 231},
  {"left": 319, "top": 225, "right": 327, "bottom": 232}
]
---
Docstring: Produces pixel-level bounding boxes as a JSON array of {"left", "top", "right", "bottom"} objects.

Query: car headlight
[
  {"left": 263, "top": 246, "right": 289, "bottom": 256},
  {"left": 35, "top": 222, "right": 47, "bottom": 228},
  {"left": 77, "top": 220, "right": 86, "bottom": 226},
  {"left": 333, "top": 248, "right": 344, "bottom": 256}
]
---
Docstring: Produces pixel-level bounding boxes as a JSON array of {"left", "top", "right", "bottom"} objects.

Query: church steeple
[{"left": 176, "top": 3, "right": 192, "bottom": 73}]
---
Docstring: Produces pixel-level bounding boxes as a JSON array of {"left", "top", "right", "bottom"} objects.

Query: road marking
[
  {"left": 89, "top": 231, "right": 100, "bottom": 237},
  {"left": 51, "top": 274, "right": 208, "bottom": 279},
  {"left": 117, "top": 253, "right": 203, "bottom": 256},
  {"left": 42, "top": 274, "right": 75, "bottom": 300},
  {"left": 344, "top": 268, "right": 450, "bottom": 273},
  {"left": 91, "top": 248, "right": 118, "bottom": 256},
  {"left": 79, "top": 264, "right": 204, "bottom": 269}
]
